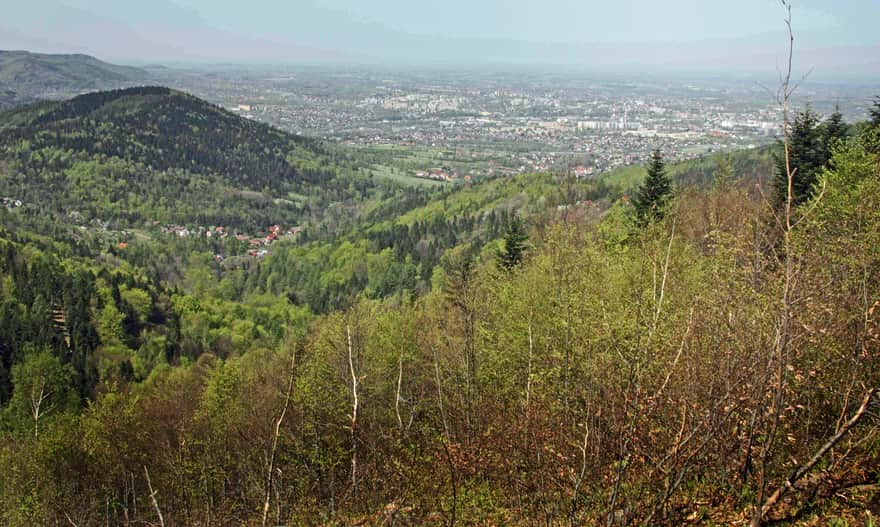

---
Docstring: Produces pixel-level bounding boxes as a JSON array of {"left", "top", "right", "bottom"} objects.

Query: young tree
[
  {"left": 5, "top": 348, "right": 77, "bottom": 437},
  {"left": 441, "top": 246, "right": 480, "bottom": 440},
  {"left": 496, "top": 215, "right": 529, "bottom": 271},
  {"left": 633, "top": 149, "right": 672, "bottom": 226}
]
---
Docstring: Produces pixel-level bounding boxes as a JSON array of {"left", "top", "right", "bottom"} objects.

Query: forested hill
[
  {"left": 0, "top": 87, "right": 371, "bottom": 229},
  {"left": 0, "top": 86, "right": 332, "bottom": 189},
  {"left": 0, "top": 50, "right": 147, "bottom": 93},
  {"left": 0, "top": 85, "right": 777, "bottom": 315}
]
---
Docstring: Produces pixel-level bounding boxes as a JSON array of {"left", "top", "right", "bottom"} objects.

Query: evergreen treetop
[
  {"left": 774, "top": 106, "right": 825, "bottom": 208},
  {"left": 633, "top": 148, "right": 672, "bottom": 226},
  {"left": 496, "top": 215, "right": 529, "bottom": 271},
  {"left": 821, "top": 105, "right": 848, "bottom": 150}
]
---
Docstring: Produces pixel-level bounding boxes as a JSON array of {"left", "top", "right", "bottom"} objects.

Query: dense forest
[
  {"left": 0, "top": 87, "right": 380, "bottom": 230},
  {"left": 0, "top": 84, "right": 879, "bottom": 526}
]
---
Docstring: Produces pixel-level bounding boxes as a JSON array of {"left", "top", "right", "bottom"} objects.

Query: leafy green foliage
[{"left": 4, "top": 348, "right": 77, "bottom": 437}]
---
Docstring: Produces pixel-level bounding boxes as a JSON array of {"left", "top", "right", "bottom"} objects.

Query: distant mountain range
[{"left": 0, "top": 50, "right": 148, "bottom": 97}]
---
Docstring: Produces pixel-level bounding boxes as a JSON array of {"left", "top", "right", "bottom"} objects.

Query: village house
[{"left": 571, "top": 165, "right": 593, "bottom": 178}]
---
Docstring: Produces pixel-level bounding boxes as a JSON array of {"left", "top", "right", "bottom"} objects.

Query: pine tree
[
  {"left": 633, "top": 149, "right": 672, "bottom": 226},
  {"left": 713, "top": 155, "right": 735, "bottom": 191},
  {"left": 496, "top": 215, "right": 529, "bottom": 271},
  {"left": 774, "top": 106, "right": 824, "bottom": 208},
  {"left": 821, "top": 105, "right": 848, "bottom": 155}
]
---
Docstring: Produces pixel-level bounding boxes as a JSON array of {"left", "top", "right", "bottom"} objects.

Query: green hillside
[
  {"left": 0, "top": 50, "right": 147, "bottom": 93},
  {"left": 0, "top": 85, "right": 780, "bottom": 315},
  {"left": 0, "top": 86, "right": 377, "bottom": 230}
]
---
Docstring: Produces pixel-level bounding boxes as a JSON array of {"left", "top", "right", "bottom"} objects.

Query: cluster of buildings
[
  {"left": 571, "top": 165, "right": 595, "bottom": 178},
  {"left": 159, "top": 223, "right": 303, "bottom": 259},
  {"left": 1, "top": 197, "right": 22, "bottom": 209},
  {"left": 170, "top": 69, "right": 864, "bottom": 183},
  {"left": 414, "top": 169, "right": 472, "bottom": 182},
  {"left": 718, "top": 119, "right": 778, "bottom": 136},
  {"left": 360, "top": 92, "right": 465, "bottom": 114}
]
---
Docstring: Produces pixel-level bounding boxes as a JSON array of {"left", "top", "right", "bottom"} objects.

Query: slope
[
  {"left": 0, "top": 84, "right": 776, "bottom": 315},
  {"left": 0, "top": 50, "right": 148, "bottom": 94},
  {"left": 0, "top": 86, "right": 366, "bottom": 230},
  {"left": 247, "top": 148, "right": 771, "bottom": 313}
]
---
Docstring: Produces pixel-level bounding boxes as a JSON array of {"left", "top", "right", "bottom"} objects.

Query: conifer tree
[
  {"left": 822, "top": 105, "right": 848, "bottom": 152},
  {"left": 773, "top": 106, "right": 824, "bottom": 208},
  {"left": 496, "top": 215, "right": 529, "bottom": 271},
  {"left": 633, "top": 149, "right": 672, "bottom": 226},
  {"left": 713, "top": 155, "right": 735, "bottom": 191}
]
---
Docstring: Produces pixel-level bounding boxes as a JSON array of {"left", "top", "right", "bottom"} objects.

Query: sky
[
  {"left": 307, "top": 0, "right": 865, "bottom": 44},
  {"left": 1, "top": 0, "right": 878, "bottom": 76}
]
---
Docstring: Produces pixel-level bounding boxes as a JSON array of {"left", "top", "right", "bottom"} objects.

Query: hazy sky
[
  {"left": 310, "top": 0, "right": 869, "bottom": 44},
  {"left": 2, "top": 0, "right": 878, "bottom": 75},
  {"left": 137, "top": 0, "right": 878, "bottom": 45}
]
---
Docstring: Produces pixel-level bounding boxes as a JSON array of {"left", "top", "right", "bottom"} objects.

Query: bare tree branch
[
  {"left": 261, "top": 346, "right": 297, "bottom": 527},
  {"left": 347, "top": 324, "right": 359, "bottom": 494},
  {"left": 143, "top": 466, "right": 165, "bottom": 527},
  {"left": 757, "top": 388, "right": 877, "bottom": 521}
]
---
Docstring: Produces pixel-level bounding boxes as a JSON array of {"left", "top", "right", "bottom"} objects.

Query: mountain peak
[
  {"left": 2, "top": 86, "right": 329, "bottom": 191},
  {"left": 0, "top": 49, "right": 148, "bottom": 93}
]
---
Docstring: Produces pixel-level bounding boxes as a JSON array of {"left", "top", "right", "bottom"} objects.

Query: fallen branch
[{"left": 756, "top": 388, "right": 877, "bottom": 522}]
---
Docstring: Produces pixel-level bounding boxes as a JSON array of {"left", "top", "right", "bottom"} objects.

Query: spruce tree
[
  {"left": 713, "top": 155, "right": 735, "bottom": 191},
  {"left": 633, "top": 149, "right": 672, "bottom": 226},
  {"left": 496, "top": 215, "right": 529, "bottom": 271},
  {"left": 774, "top": 106, "right": 824, "bottom": 208},
  {"left": 822, "top": 105, "right": 848, "bottom": 151}
]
